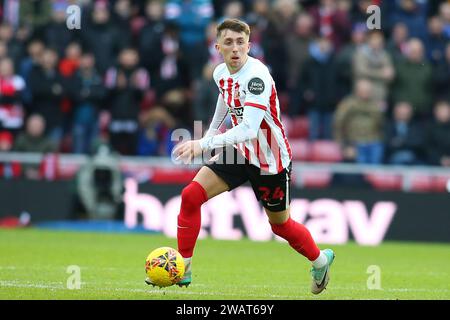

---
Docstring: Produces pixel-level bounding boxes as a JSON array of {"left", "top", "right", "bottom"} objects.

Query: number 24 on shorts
[{"left": 258, "top": 186, "right": 285, "bottom": 201}]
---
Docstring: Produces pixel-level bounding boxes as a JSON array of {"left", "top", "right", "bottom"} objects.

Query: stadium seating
[
  {"left": 364, "top": 173, "right": 403, "bottom": 191},
  {"left": 280, "top": 114, "right": 293, "bottom": 137},
  {"left": 404, "top": 174, "right": 450, "bottom": 193},
  {"left": 432, "top": 175, "right": 450, "bottom": 193},
  {"left": 289, "top": 116, "right": 310, "bottom": 139},
  {"left": 309, "top": 140, "right": 343, "bottom": 163},
  {"left": 301, "top": 170, "right": 333, "bottom": 188},
  {"left": 289, "top": 138, "right": 311, "bottom": 161},
  {"left": 409, "top": 174, "right": 434, "bottom": 192}
]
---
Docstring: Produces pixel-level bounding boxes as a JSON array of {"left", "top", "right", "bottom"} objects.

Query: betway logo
[{"left": 124, "top": 178, "right": 397, "bottom": 245}]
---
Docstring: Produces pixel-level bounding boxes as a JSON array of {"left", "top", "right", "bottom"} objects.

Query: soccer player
[{"left": 147, "top": 19, "right": 335, "bottom": 294}]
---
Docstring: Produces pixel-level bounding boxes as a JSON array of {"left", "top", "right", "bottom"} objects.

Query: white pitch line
[
  {"left": 330, "top": 286, "right": 450, "bottom": 293},
  {"left": 0, "top": 281, "right": 303, "bottom": 299},
  {"left": 1, "top": 281, "right": 448, "bottom": 298}
]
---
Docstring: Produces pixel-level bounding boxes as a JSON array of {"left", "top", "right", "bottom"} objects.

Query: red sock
[
  {"left": 270, "top": 218, "right": 320, "bottom": 261},
  {"left": 177, "top": 181, "right": 208, "bottom": 258}
]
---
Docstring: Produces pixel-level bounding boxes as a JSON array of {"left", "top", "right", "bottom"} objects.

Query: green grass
[{"left": 0, "top": 228, "right": 449, "bottom": 300}]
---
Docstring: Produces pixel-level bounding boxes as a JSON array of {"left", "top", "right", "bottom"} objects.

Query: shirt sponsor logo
[{"left": 248, "top": 77, "right": 265, "bottom": 95}]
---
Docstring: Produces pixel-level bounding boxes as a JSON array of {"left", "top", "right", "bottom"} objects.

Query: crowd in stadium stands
[{"left": 0, "top": 0, "right": 449, "bottom": 180}]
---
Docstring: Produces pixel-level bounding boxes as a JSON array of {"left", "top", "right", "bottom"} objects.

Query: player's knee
[{"left": 181, "top": 181, "right": 208, "bottom": 211}]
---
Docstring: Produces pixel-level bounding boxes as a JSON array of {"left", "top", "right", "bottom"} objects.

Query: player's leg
[
  {"left": 146, "top": 166, "right": 230, "bottom": 288},
  {"left": 177, "top": 147, "right": 249, "bottom": 287},
  {"left": 264, "top": 206, "right": 326, "bottom": 271},
  {"left": 264, "top": 206, "right": 335, "bottom": 294},
  {"left": 250, "top": 163, "right": 335, "bottom": 294},
  {"left": 174, "top": 166, "right": 230, "bottom": 287},
  {"left": 251, "top": 164, "right": 324, "bottom": 261},
  {"left": 177, "top": 166, "right": 229, "bottom": 259}
]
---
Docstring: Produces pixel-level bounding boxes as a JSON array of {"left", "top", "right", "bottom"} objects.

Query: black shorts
[{"left": 205, "top": 146, "right": 292, "bottom": 212}]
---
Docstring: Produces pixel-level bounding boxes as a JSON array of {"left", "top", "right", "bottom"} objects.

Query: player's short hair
[{"left": 216, "top": 19, "right": 250, "bottom": 39}]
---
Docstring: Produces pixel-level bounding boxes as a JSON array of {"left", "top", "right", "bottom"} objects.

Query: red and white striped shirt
[{"left": 200, "top": 57, "right": 292, "bottom": 174}]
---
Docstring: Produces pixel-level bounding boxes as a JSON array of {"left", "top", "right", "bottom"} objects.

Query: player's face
[{"left": 216, "top": 29, "right": 250, "bottom": 73}]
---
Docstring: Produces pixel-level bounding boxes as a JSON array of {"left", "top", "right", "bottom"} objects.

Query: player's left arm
[
  {"left": 174, "top": 71, "right": 271, "bottom": 163},
  {"left": 174, "top": 107, "right": 266, "bottom": 163},
  {"left": 199, "top": 106, "right": 266, "bottom": 150}
]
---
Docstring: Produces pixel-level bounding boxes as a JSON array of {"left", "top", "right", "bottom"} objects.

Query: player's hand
[{"left": 173, "top": 140, "right": 203, "bottom": 164}]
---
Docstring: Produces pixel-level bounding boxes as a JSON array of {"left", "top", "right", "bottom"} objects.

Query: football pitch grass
[{"left": 1, "top": 228, "right": 449, "bottom": 300}]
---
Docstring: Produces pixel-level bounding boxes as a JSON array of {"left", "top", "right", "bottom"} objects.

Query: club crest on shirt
[
  {"left": 233, "top": 106, "right": 244, "bottom": 117},
  {"left": 248, "top": 77, "right": 265, "bottom": 95}
]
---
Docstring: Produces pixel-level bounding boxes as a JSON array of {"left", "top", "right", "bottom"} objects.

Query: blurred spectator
[
  {"left": 0, "top": 130, "right": 21, "bottom": 179},
  {"left": 335, "top": 22, "right": 366, "bottom": 101},
  {"left": 39, "top": 2, "right": 78, "bottom": 57},
  {"left": 298, "top": 37, "right": 338, "bottom": 140},
  {"left": 391, "top": 38, "right": 433, "bottom": 118},
  {"left": 16, "top": 23, "right": 32, "bottom": 58},
  {"left": 0, "top": 23, "right": 24, "bottom": 68},
  {"left": 59, "top": 41, "right": 82, "bottom": 78},
  {"left": 386, "top": 22, "right": 410, "bottom": 63},
  {"left": 334, "top": 79, "right": 384, "bottom": 164},
  {"left": 105, "top": 48, "right": 149, "bottom": 155},
  {"left": 159, "top": 88, "right": 192, "bottom": 128},
  {"left": 19, "top": 0, "right": 52, "bottom": 29},
  {"left": 13, "top": 114, "right": 55, "bottom": 153},
  {"left": 29, "top": 48, "right": 65, "bottom": 148},
  {"left": 81, "top": 1, "right": 129, "bottom": 75},
  {"left": 58, "top": 41, "right": 82, "bottom": 143},
  {"left": 425, "top": 100, "right": 450, "bottom": 167},
  {"left": 0, "top": 40, "right": 9, "bottom": 61},
  {"left": 220, "top": 1, "right": 244, "bottom": 21},
  {"left": 204, "top": 21, "right": 222, "bottom": 66},
  {"left": 353, "top": 30, "right": 394, "bottom": 109},
  {"left": 434, "top": 42, "right": 450, "bottom": 102},
  {"left": 388, "top": 0, "right": 428, "bottom": 42},
  {"left": 439, "top": 2, "right": 450, "bottom": 38},
  {"left": 384, "top": 101, "right": 425, "bottom": 165},
  {"left": 245, "top": 0, "right": 273, "bottom": 67},
  {"left": 19, "top": 39, "right": 45, "bottom": 109},
  {"left": 0, "top": 57, "right": 26, "bottom": 135},
  {"left": 247, "top": 17, "right": 266, "bottom": 63},
  {"left": 192, "top": 62, "right": 217, "bottom": 127},
  {"left": 13, "top": 114, "right": 56, "bottom": 179},
  {"left": 111, "top": 0, "right": 133, "bottom": 37},
  {"left": 165, "top": 0, "right": 213, "bottom": 45},
  {"left": 425, "top": 15, "right": 447, "bottom": 65},
  {"left": 350, "top": 0, "right": 372, "bottom": 25},
  {"left": 73, "top": 142, "right": 123, "bottom": 220},
  {"left": 71, "top": 53, "right": 106, "bottom": 154},
  {"left": 212, "top": 0, "right": 252, "bottom": 16},
  {"left": 165, "top": 0, "right": 213, "bottom": 79},
  {"left": 308, "top": 0, "right": 352, "bottom": 52},
  {"left": 137, "top": 104, "right": 177, "bottom": 156},
  {"left": 428, "top": 0, "right": 446, "bottom": 17},
  {"left": 139, "top": 0, "right": 166, "bottom": 84},
  {"left": 150, "top": 22, "right": 190, "bottom": 99},
  {"left": 265, "top": 0, "right": 299, "bottom": 91},
  {"left": 245, "top": 0, "right": 270, "bottom": 30},
  {"left": 285, "top": 12, "right": 315, "bottom": 91}
]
